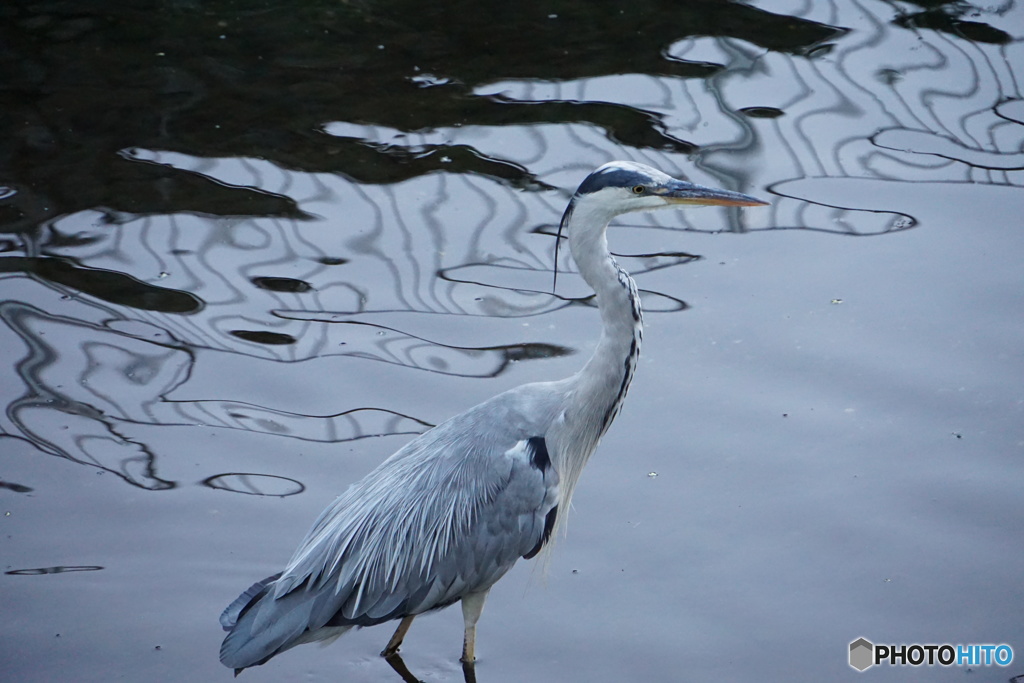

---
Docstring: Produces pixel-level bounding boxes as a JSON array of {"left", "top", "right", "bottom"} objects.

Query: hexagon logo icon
[{"left": 850, "top": 637, "right": 874, "bottom": 671}]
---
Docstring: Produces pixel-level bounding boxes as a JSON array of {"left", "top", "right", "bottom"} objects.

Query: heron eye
[{"left": 632, "top": 185, "right": 645, "bottom": 195}]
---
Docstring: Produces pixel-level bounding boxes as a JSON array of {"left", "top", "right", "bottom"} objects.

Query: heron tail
[
  {"left": 220, "top": 568, "right": 367, "bottom": 671},
  {"left": 220, "top": 573, "right": 281, "bottom": 632},
  {"left": 219, "top": 573, "right": 322, "bottom": 671}
]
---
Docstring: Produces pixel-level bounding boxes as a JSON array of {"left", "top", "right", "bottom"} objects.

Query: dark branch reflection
[
  {"left": 201, "top": 473, "right": 305, "bottom": 497},
  {"left": 5, "top": 565, "right": 104, "bottom": 576}
]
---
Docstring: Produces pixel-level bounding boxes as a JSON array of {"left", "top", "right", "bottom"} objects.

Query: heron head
[
  {"left": 573, "top": 160, "right": 768, "bottom": 214},
  {"left": 553, "top": 161, "right": 768, "bottom": 292}
]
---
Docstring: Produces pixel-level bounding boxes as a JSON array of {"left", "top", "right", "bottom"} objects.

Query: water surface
[{"left": 2, "top": 1, "right": 1023, "bottom": 681}]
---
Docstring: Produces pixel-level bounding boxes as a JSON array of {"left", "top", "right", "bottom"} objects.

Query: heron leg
[
  {"left": 460, "top": 589, "right": 489, "bottom": 663},
  {"left": 461, "top": 658, "right": 478, "bottom": 683},
  {"left": 381, "top": 615, "right": 415, "bottom": 658}
]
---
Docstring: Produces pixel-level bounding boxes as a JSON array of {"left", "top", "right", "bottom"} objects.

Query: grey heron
[{"left": 219, "top": 160, "right": 767, "bottom": 674}]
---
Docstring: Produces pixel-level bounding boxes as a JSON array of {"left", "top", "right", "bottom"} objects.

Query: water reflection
[
  {"left": 0, "top": 479, "right": 34, "bottom": 493},
  {"left": 3, "top": 138, "right": 730, "bottom": 491},
  {"left": 1, "top": 301, "right": 181, "bottom": 490},
  {"left": 175, "top": 405, "right": 429, "bottom": 443},
  {"left": 2, "top": 2, "right": 1020, "bottom": 491},
  {"left": 201, "top": 473, "right": 305, "bottom": 497},
  {"left": 2, "top": 1, "right": 1023, "bottom": 678},
  {"left": 384, "top": 652, "right": 480, "bottom": 683},
  {"left": 0, "top": 256, "right": 203, "bottom": 313},
  {"left": 5, "top": 565, "right": 104, "bottom": 576},
  {"left": 0, "top": 295, "right": 458, "bottom": 485}
]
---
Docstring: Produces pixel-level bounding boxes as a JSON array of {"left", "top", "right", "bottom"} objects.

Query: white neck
[{"left": 552, "top": 198, "right": 643, "bottom": 503}]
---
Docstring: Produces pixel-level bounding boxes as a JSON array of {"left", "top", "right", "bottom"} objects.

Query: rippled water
[{"left": 3, "top": 1, "right": 1023, "bottom": 681}]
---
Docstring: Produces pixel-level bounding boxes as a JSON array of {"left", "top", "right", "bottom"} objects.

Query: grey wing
[{"left": 220, "top": 427, "right": 559, "bottom": 669}]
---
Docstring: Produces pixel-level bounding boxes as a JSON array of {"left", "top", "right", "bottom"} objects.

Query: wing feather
[{"left": 220, "top": 390, "right": 562, "bottom": 669}]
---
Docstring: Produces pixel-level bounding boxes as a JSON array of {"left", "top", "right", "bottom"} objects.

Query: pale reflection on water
[{"left": 2, "top": 1, "right": 1023, "bottom": 682}]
